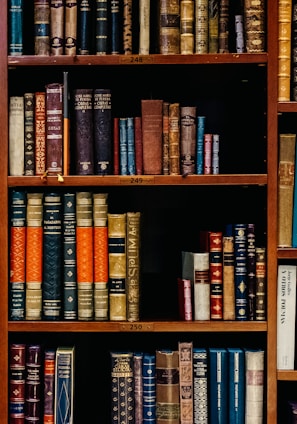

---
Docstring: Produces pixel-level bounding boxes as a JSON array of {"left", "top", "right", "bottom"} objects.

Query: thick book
[
  {"left": 180, "top": 0, "right": 194, "bottom": 54},
  {"left": 65, "top": 0, "right": 77, "bottom": 55},
  {"left": 9, "top": 190, "right": 26, "bottom": 321},
  {"left": 54, "top": 346, "right": 75, "bottom": 424},
  {"left": 133, "top": 352, "right": 144, "bottom": 424},
  {"left": 93, "top": 88, "right": 112, "bottom": 175},
  {"left": 278, "top": 134, "right": 296, "bottom": 246},
  {"left": 209, "top": 347, "right": 228, "bottom": 423},
  {"left": 73, "top": 88, "right": 95, "bottom": 175},
  {"left": 209, "top": 231, "right": 223, "bottom": 320},
  {"left": 141, "top": 99, "right": 163, "bottom": 175},
  {"left": 277, "top": 264, "right": 297, "bottom": 369},
  {"left": 25, "top": 344, "right": 42, "bottom": 423},
  {"left": 169, "top": 102, "right": 181, "bottom": 175},
  {"left": 234, "top": 223, "right": 248, "bottom": 320},
  {"left": 193, "top": 347, "right": 208, "bottom": 423},
  {"left": 95, "top": 0, "right": 108, "bottom": 54},
  {"left": 180, "top": 106, "right": 196, "bottom": 175},
  {"left": 278, "top": 0, "right": 292, "bottom": 101},
  {"left": 24, "top": 92, "right": 35, "bottom": 176},
  {"left": 223, "top": 226, "right": 235, "bottom": 320},
  {"left": 34, "top": 0, "right": 50, "bottom": 55},
  {"left": 179, "top": 341, "right": 193, "bottom": 424},
  {"left": 194, "top": 0, "right": 208, "bottom": 53},
  {"left": 159, "top": 0, "right": 180, "bottom": 54},
  {"left": 193, "top": 252, "right": 210, "bottom": 320},
  {"left": 227, "top": 347, "right": 245, "bottom": 424},
  {"left": 8, "top": 0, "right": 24, "bottom": 56},
  {"left": 245, "top": 349, "right": 264, "bottom": 424},
  {"left": 156, "top": 349, "right": 180, "bottom": 424},
  {"left": 110, "top": 351, "right": 134, "bottom": 423},
  {"left": 50, "top": 0, "right": 64, "bottom": 55},
  {"left": 244, "top": 0, "right": 265, "bottom": 53},
  {"left": 44, "top": 349, "right": 56, "bottom": 424},
  {"left": 77, "top": 0, "right": 93, "bottom": 55},
  {"left": 35, "top": 91, "right": 47, "bottom": 176},
  {"left": 43, "top": 193, "right": 63, "bottom": 320},
  {"left": 142, "top": 353, "right": 156, "bottom": 423},
  {"left": 46, "top": 83, "right": 63, "bottom": 175},
  {"left": 9, "top": 343, "right": 26, "bottom": 423},
  {"left": 9, "top": 96, "right": 24, "bottom": 176},
  {"left": 108, "top": 213, "right": 127, "bottom": 321}
]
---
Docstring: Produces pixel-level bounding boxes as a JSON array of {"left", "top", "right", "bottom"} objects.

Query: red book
[
  {"left": 113, "top": 117, "right": 120, "bottom": 175},
  {"left": 209, "top": 231, "right": 223, "bottom": 320},
  {"left": 204, "top": 133, "right": 213, "bottom": 174},
  {"left": 9, "top": 344, "right": 26, "bottom": 424},
  {"left": 35, "top": 92, "right": 46, "bottom": 176},
  {"left": 45, "top": 83, "right": 63, "bottom": 175},
  {"left": 134, "top": 116, "right": 143, "bottom": 175},
  {"left": 178, "top": 278, "right": 193, "bottom": 321}
]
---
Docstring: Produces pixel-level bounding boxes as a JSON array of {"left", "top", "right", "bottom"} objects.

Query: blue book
[
  {"left": 193, "top": 347, "right": 208, "bottom": 423},
  {"left": 143, "top": 353, "right": 156, "bottom": 423},
  {"left": 54, "top": 346, "right": 75, "bottom": 424},
  {"left": 78, "top": 0, "right": 92, "bottom": 54},
  {"left": 63, "top": 193, "right": 77, "bottom": 320},
  {"left": 111, "top": 0, "right": 121, "bottom": 54},
  {"left": 227, "top": 348, "right": 245, "bottom": 424},
  {"left": 42, "top": 193, "right": 63, "bottom": 320},
  {"left": 119, "top": 118, "right": 128, "bottom": 175},
  {"left": 127, "top": 117, "right": 136, "bottom": 175},
  {"left": 234, "top": 223, "right": 248, "bottom": 320},
  {"left": 8, "top": 0, "right": 23, "bottom": 56},
  {"left": 196, "top": 116, "right": 206, "bottom": 174},
  {"left": 209, "top": 347, "right": 228, "bottom": 424},
  {"left": 95, "top": 0, "right": 108, "bottom": 54}
]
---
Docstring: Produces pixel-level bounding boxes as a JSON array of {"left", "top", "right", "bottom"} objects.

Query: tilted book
[
  {"left": 65, "top": 0, "right": 77, "bottom": 55},
  {"left": 209, "top": 347, "right": 228, "bottom": 423},
  {"left": 8, "top": 0, "right": 24, "bottom": 56},
  {"left": 179, "top": 341, "right": 193, "bottom": 424},
  {"left": 9, "top": 343, "right": 26, "bottom": 423},
  {"left": 143, "top": 353, "right": 156, "bottom": 423},
  {"left": 180, "top": 106, "right": 196, "bottom": 175},
  {"left": 277, "top": 264, "right": 297, "bottom": 370},
  {"left": 278, "top": 0, "right": 292, "bottom": 101},
  {"left": 24, "top": 92, "right": 35, "bottom": 176},
  {"left": 193, "top": 252, "right": 210, "bottom": 321},
  {"left": 227, "top": 347, "right": 245, "bottom": 424},
  {"left": 44, "top": 349, "right": 56, "bottom": 424},
  {"left": 34, "top": 0, "right": 50, "bottom": 56},
  {"left": 245, "top": 349, "right": 264, "bottom": 424},
  {"left": 54, "top": 346, "right": 75, "bottom": 424},
  {"left": 193, "top": 347, "right": 208, "bottom": 423},
  {"left": 50, "top": 0, "right": 64, "bottom": 55},
  {"left": 93, "top": 88, "right": 112, "bottom": 175},
  {"left": 46, "top": 83, "right": 63, "bottom": 175},
  {"left": 159, "top": 0, "right": 180, "bottom": 54},
  {"left": 278, "top": 134, "right": 296, "bottom": 246},
  {"left": 9, "top": 96, "right": 24, "bottom": 176},
  {"left": 25, "top": 344, "right": 42, "bottom": 423}
]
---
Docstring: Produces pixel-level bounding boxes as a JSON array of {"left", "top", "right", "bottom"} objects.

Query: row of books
[
  {"left": 8, "top": 0, "right": 266, "bottom": 56},
  {"left": 9, "top": 344, "right": 75, "bottom": 424},
  {"left": 9, "top": 88, "right": 222, "bottom": 177},
  {"left": 9, "top": 190, "right": 141, "bottom": 322},
  {"left": 179, "top": 224, "right": 267, "bottom": 322},
  {"left": 111, "top": 342, "right": 265, "bottom": 423}
]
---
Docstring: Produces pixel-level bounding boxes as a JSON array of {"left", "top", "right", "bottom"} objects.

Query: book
[
  {"left": 245, "top": 349, "right": 264, "bottom": 424},
  {"left": 218, "top": 0, "right": 229, "bottom": 53},
  {"left": 159, "top": 0, "right": 180, "bottom": 54},
  {"left": 169, "top": 102, "right": 181, "bottom": 175},
  {"left": 234, "top": 223, "right": 248, "bottom": 320},
  {"left": 177, "top": 278, "right": 192, "bottom": 321},
  {"left": 222, "top": 226, "right": 235, "bottom": 320},
  {"left": 139, "top": 0, "right": 150, "bottom": 54},
  {"left": 43, "top": 192, "right": 63, "bottom": 320},
  {"left": 77, "top": 0, "right": 93, "bottom": 55},
  {"left": 113, "top": 117, "right": 120, "bottom": 174},
  {"left": 126, "top": 211, "right": 141, "bottom": 322},
  {"left": 123, "top": 0, "right": 133, "bottom": 55},
  {"left": 179, "top": 341, "right": 193, "bottom": 424},
  {"left": 278, "top": 0, "right": 292, "bottom": 101},
  {"left": 292, "top": 0, "right": 297, "bottom": 101},
  {"left": 133, "top": 352, "right": 144, "bottom": 424},
  {"left": 203, "top": 133, "right": 212, "bottom": 174},
  {"left": 63, "top": 71, "right": 70, "bottom": 176},
  {"left": 73, "top": 88, "right": 94, "bottom": 175},
  {"left": 54, "top": 346, "right": 75, "bottom": 424},
  {"left": 34, "top": 91, "right": 47, "bottom": 176},
  {"left": 180, "top": 106, "right": 196, "bottom": 176},
  {"left": 25, "top": 344, "right": 42, "bottom": 423},
  {"left": 93, "top": 88, "right": 112, "bottom": 175},
  {"left": 235, "top": 14, "right": 245, "bottom": 53},
  {"left": 110, "top": 351, "right": 134, "bottom": 423},
  {"left": 277, "top": 264, "right": 297, "bottom": 370},
  {"left": 108, "top": 213, "right": 127, "bottom": 321},
  {"left": 196, "top": 116, "right": 206, "bottom": 174},
  {"left": 247, "top": 223, "right": 256, "bottom": 320},
  {"left": 212, "top": 133, "right": 219, "bottom": 174},
  {"left": 8, "top": 0, "right": 24, "bottom": 56},
  {"left": 34, "top": 0, "right": 51, "bottom": 55},
  {"left": 227, "top": 347, "right": 245, "bottom": 424},
  {"left": 255, "top": 246, "right": 266, "bottom": 321},
  {"left": 208, "top": 0, "right": 219, "bottom": 53},
  {"left": 111, "top": 0, "right": 121, "bottom": 54},
  {"left": 9, "top": 96, "right": 24, "bottom": 176},
  {"left": 45, "top": 83, "right": 63, "bottom": 175},
  {"left": 50, "top": 0, "right": 64, "bottom": 55},
  {"left": 119, "top": 117, "right": 128, "bottom": 175},
  {"left": 24, "top": 93, "right": 35, "bottom": 176},
  {"left": 162, "top": 102, "right": 170, "bottom": 175},
  {"left": 209, "top": 231, "right": 223, "bottom": 320},
  {"left": 43, "top": 349, "right": 56, "bottom": 424},
  {"left": 292, "top": 132, "right": 297, "bottom": 247},
  {"left": 180, "top": 0, "right": 194, "bottom": 54},
  {"left": 76, "top": 191, "right": 94, "bottom": 320},
  {"left": 95, "top": 0, "right": 108, "bottom": 54},
  {"left": 278, "top": 134, "right": 296, "bottom": 246},
  {"left": 142, "top": 353, "right": 156, "bottom": 423},
  {"left": 134, "top": 116, "right": 143, "bottom": 175},
  {"left": 156, "top": 349, "right": 180, "bottom": 423},
  {"left": 193, "top": 252, "right": 210, "bottom": 321},
  {"left": 9, "top": 190, "right": 26, "bottom": 321},
  {"left": 244, "top": 0, "right": 265, "bottom": 53},
  {"left": 65, "top": 0, "right": 77, "bottom": 55},
  {"left": 194, "top": 0, "right": 208, "bottom": 53},
  {"left": 141, "top": 99, "right": 163, "bottom": 175},
  {"left": 127, "top": 117, "right": 136, "bottom": 175},
  {"left": 9, "top": 343, "right": 26, "bottom": 423},
  {"left": 193, "top": 347, "right": 208, "bottom": 423},
  {"left": 209, "top": 347, "right": 228, "bottom": 423}
]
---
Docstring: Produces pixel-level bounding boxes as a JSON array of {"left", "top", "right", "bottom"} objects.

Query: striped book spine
[
  {"left": 209, "top": 231, "right": 223, "bottom": 320},
  {"left": 9, "top": 343, "right": 26, "bottom": 424},
  {"left": 143, "top": 353, "right": 156, "bottom": 423},
  {"left": 193, "top": 347, "right": 208, "bottom": 423}
]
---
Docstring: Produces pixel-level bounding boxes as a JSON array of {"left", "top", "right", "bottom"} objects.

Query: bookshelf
[{"left": 0, "top": 1, "right": 282, "bottom": 423}]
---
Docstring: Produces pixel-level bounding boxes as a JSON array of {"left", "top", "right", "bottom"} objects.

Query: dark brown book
[
  {"left": 34, "top": 0, "right": 51, "bottom": 55},
  {"left": 169, "top": 102, "right": 180, "bottom": 175},
  {"left": 141, "top": 99, "right": 163, "bottom": 175},
  {"left": 24, "top": 93, "right": 35, "bottom": 176},
  {"left": 244, "top": 0, "right": 265, "bottom": 53},
  {"left": 25, "top": 345, "right": 42, "bottom": 423},
  {"left": 159, "top": 0, "right": 180, "bottom": 54},
  {"left": 134, "top": 116, "right": 143, "bottom": 175},
  {"left": 123, "top": 0, "right": 133, "bottom": 54},
  {"left": 113, "top": 117, "right": 120, "bottom": 175},
  {"left": 219, "top": 0, "right": 229, "bottom": 53},
  {"left": 46, "top": 83, "right": 63, "bottom": 175},
  {"left": 180, "top": 105, "right": 196, "bottom": 176},
  {"left": 9, "top": 343, "right": 26, "bottom": 424}
]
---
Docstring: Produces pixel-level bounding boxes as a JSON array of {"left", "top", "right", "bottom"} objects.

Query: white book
[
  {"left": 193, "top": 252, "right": 210, "bottom": 320},
  {"left": 277, "top": 264, "right": 297, "bottom": 369},
  {"left": 9, "top": 96, "right": 24, "bottom": 176},
  {"left": 245, "top": 349, "right": 264, "bottom": 424},
  {"left": 139, "top": 0, "right": 150, "bottom": 54}
]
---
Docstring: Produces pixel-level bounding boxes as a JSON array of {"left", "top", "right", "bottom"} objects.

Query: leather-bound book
[
  {"left": 43, "top": 349, "right": 55, "bottom": 424},
  {"left": 34, "top": 0, "right": 50, "bottom": 55},
  {"left": 77, "top": 0, "right": 93, "bottom": 55},
  {"left": 209, "top": 348, "right": 228, "bottom": 423},
  {"left": 208, "top": 0, "right": 219, "bottom": 53},
  {"left": 278, "top": 0, "right": 292, "bottom": 101},
  {"left": 133, "top": 352, "right": 144, "bottom": 424},
  {"left": 159, "top": 0, "right": 180, "bottom": 54},
  {"left": 209, "top": 231, "right": 223, "bottom": 320},
  {"left": 54, "top": 347, "right": 75, "bottom": 424},
  {"left": 35, "top": 92, "right": 46, "bottom": 176},
  {"left": 228, "top": 347, "right": 245, "bottom": 423},
  {"left": 9, "top": 343, "right": 26, "bottom": 424},
  {"left": 134, "top": 116, "right": 143, "bottom": 175},
  {"left": 255, "top": 246, "right": 266, "bottom": 321},
  {"left": 177, "top": 278, "right": 192, "bottom": 321},
  {"left": 119, "top": 117, "right": 128, "bottom": 175},
  {"left": 180, "top": 106, "right": 196, "bottom": 175},
  {"left": 244, "top": 349, "right": 264, "bottom": 423},
  {"left": 127, "top": 117, "right": 136, "bottom": 175},
  {"left": 8, "top": 0, "right": 24, "bottom": 56},
  {"left": 143, "top": 353, "right": 156, "bottom": 422},
  {"left": 43, "top": 193, "right": 63, "bottom": 320},
  {"left": 139, "top": 0, "right": 150, "bottom": 54},
  {"left": 234, "top": 223, "right": 248, "bottom": 320},
  {"left": 113, "top": 117, "right": 120, "bottom": 175},
  {"left": 9, "top": 96, "right": 24, "bottom": 176},
  {"left": 95, "top": 0, "right": 108, "bottom": 54},
  {"left": 169, "top": 102, "right": 181, "bottom": 175},
  {"left": 212, "top": 133, "right": 219, "bottom": 174},
  {"left": 50, "top": 0, "right": 64, "bottom": 55},
  {"left": 24, "top": 93, "right": 35, "bottom": 176},
  {"left": 193, "top": 252, "right": 210, "bottom": 320},
  {"left": 235, "top": 14, "right": 245, "bottom": 53},
  {"left": 222, "top": 225, "right": 235, "bottom": 320},
  {"left": 244, "top": 0, "right": 265, "bottom": 53},
  {"left": 45, "top": 83, "right": 63, "bottom": 175},
  {"left": 65, "top": 0, "right": 77, "bottom": 55},
  {"left": 123, "top": 0, "right": 133, "bottom": 54},
  {"left": 179, "top": 341, "right": 193, "bottom": 424},
  {"left": 292, "top": 0, "right": 297, "bottom": 101},
  {"left": 195, "top": 0, "right": 208, "bottom": 53},
  {"left": 203, "top": 133, "right": 212, "bottom": 174},
  {"left": 141, "top": 99, "right": 163, "bottom": 175},
  {"left": 162, "top": 102, "right": 170, "bottom": 175},
  {"left": 93, "top": 88, "right": 112, "bottom": 175},
  {"left": 247, "top": 223, "right": 256, "bottom": 321},
  {"left": 111, "top": 0, "right": 122, "bottom": 54},
  {"left": 73, "top": 88, "right": 94, "bottom": 175},
  {"left": 196, "top": 115, "right": 206, "bottom": 174},
  {"left": 219, "top": 0, "right": 229, "bottom": 53},
  {"left": 180, "top": 0, "right": 194, "bottom": 54},
  {"left": 25, "top": 345, "right": 42, "bottom": 423},
  {"left": 193, "top": 347, "right": 208, "bottom": 422}
]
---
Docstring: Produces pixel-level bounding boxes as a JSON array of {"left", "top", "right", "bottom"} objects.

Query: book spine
[
  {"left": 45, "top": 83, "right": 63, "bottom": 175},
  {"left": 255, "top": 246, "right": 266, "bottom": 321},
  {"left": 42, "top": 193, "right": 63, "bottom": 320},
  {"left": 34, "top": 92, "right": 46, "bottom": 176},
  {"left": 34, "top": 0, "right": 50, "bottom": 55},
  {"left": 54, "top": 347, "right": 75, "bottom": 424},
  {"left": 196, "top": 116, "right": 206, "bottom": 174},
  {"left": 227, "top": 347, "right": 245, "bottom": 424},
  {"left": 247, "top": 223, "right": 256, "bottom": 320},
  {"left": 133, "top": 352, "right": 144, "bottom": 424},
  {"left": 208, "top": 0, "right": 219, "bottom": 53},
  {"left": 180, "top": 106, "right": 196, "bottom": 175},
  {"left": 134, "top": 116, "right": 143, "bottom": 175},
  {"left": 193, "top": 347, "right": 208, "bottom": 423},
  {"left": 24, "top": 93, "right": 35, "bottom": 176},
  {"left": 162, "top": 102, "right": 170, "bottom": 175},
  {"left": 9, "top": 343, "right": 26, "bottom": 424},
  {"left": 77, "top": 0, "right": 92, "bottom": 55},
  {"left": 110, "top": 351, "right": 134, "bottom": 423},
  {"left": 50, "top": 0, "right": 64, "bottom": 55},
  {"left": 9, "top": 96, "right": 24, "bottom": 176},
  {"left": 234, "top": 223, "right": 248, "bottom": 320},
  {"left": 223, "top": 229, "right": 235, "bottom": 320},
  {"left": 43, "top": 349, "right": 55, "bottom": 424},
  {"left": 244, "top": 0, "right": 265, "bottom": 53},
  {"left": 113, "top": 117, "right": 120, "bottom": 174},
  {"left": 108, "top": 213, "right": 127, "bottom": 321},
  {"left": 9, "top": 0, "right": 24, "bottom": 56},
  {"left": 119, "top": 118, "right": 128, "bottom": 175},
  {"left": 245, "top": 349, "right": 264, "bottom": 424},
  {"left": 180, "top": 0, "right": 194, "bottom": 54},
  {"left": 156, "top": 350, "right": 180, "bottom": 424},
  {"left": 218, "top": 0, "right": 229, "bottom": 53},
  {"left": 95, "top": 0, "right": 108, "bottom": 54},
  {"left": 212, "top": 133, "right": 219, "bottom": 174},
  {"left": 292, "top": 2, "right": 297, "bottom": 101},
  {"left": 195, "top": 0, "right": 208, "bottom": 53},
  {"left": 235, "top": 14, "right": 245, "bottom": 53},
  {"left": 123, "top": 0, "right": 133, "bottom": 54},
  {"left": 209, "top": 347, "right": 228, "bottom": 423},
  {"left": 169, "top": 102, "right": 181, "bottom": 175},
  {"left": 142, "top": 353, "right": 156, "bottom": 423},
  {"left": 126, "top": 211, "right": 141, "bottom": 322},
  {"left": 25, "top": 345, "right": 42, "bottom": 423},
  {"left": 9, "top": 190, "right": 26, "bottom": 321},
  {"left": 278, "top": 0, "right": 292, "bottom": 101},
  {"left": 209, "top": 231, "right": 223, "bottom": 320},
  {"left": 159, "top": 0, "right": 180, "bottom": 54},
  {"left": 111, "top": 0, "right": 121, "bottom": 54},
  {"left": 93, "top": 88, "right": 112, "bottom": 175},
  {"left": 139, "top": 0, "right": 150, "bottom": 54},
  {"left": 177, "top": 278, "right": 192, "bottom": 321},
  {"left": 203, "top": 133, "right": 212, "bottom": 174},
  {"left": 65, "top": 0, "right": 77, "bottom": 55},
  {"left": 127, "top": 117, "right": 136, "bottom": 175},
  {"left": 179, "top": 341, "right": 193, "bottom": 424},
  {"left": 193, "top": 252, "right": 210, "bottom": 320}
]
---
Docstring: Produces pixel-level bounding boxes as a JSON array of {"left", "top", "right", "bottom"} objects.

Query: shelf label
[
  {"left": 119, "top": 55, "right": 154, "bottom": 64},
  {"left": 119, "top": 323, "right": 154, "bottom": 331},
  {"left": 119, "top": 176, "right": 155, "bottom": 185}
]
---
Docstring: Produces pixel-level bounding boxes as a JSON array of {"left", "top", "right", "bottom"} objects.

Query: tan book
[
  {"left": 278, "top": 0, "right": 292, "bottom": 101},
  {"left": 139, "top": 0, "right": 150, "bottom": 54},
  {"left": 65, "top": 0, "right": 77, "bottom": 55},
  {"left": 180, "top": 0, "right": 194, "bottom": 54},
  {"left": 223, "top": 234, "right": 235, "bottom": 320},
  {"left": 50, "top": 0, "right": 64, "bottom": 55},
  {"left": 169, "top": 102, "right": 181, "bottom": 175},
  {"left": 159, "top": 0, "right": 180, "bottom": 54},
  {"left": 9, "top": 96, "right": 24, "bottom": 176},
  {"left": 179, "top": 341, "right": 193, "bottom": 424},
  {"left": 208, "top": 0, "right": 219, "bottom": 53},
  {"left": 278, "top": 133, "right": 296, "bottom": 247},
  {"left": 141, "top": 99, "right": 163, "bottom": 175},
  {"left": 195, "top": 0, "right": 208, "bottom": 53}
]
